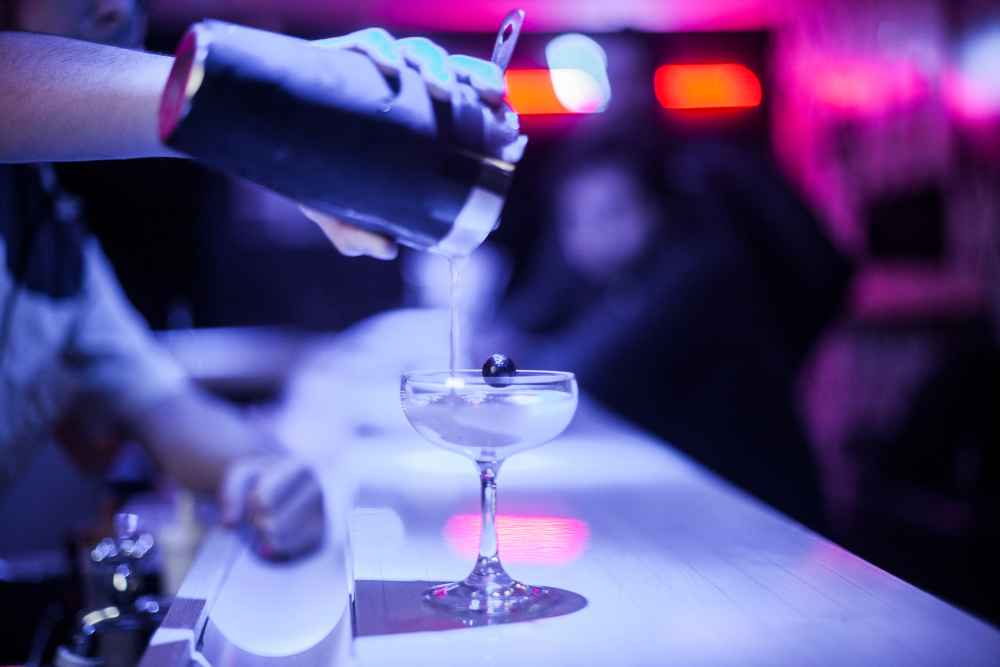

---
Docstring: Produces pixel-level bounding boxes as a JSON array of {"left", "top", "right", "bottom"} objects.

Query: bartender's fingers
[
  {"left": 253, "top": 476, "right": 326, "bottom": 557},
  {"left": 312, "top": 28, "right": 404, "bottom": 77},
  {"left": 300, "top": 207, "right": 398, "bottom": 260},
  {"left": 260, "top": 513, "right": 326, "bottom": 559},
  {"left": 219, "top": 458, "right": 262, "bottom": 525},
  {"left": 397, "top": 37, "right": 455, "bottom": 101},
  {"left": 316, "top": 30, "right": 506, "bottom": 107},
  {"left": 249, "top": 457, "right": 313, "bottom": 514},
  {"left": 449, "top": 54, "right": 506, "bottom": 106},
  {"left": 246, "top": 458, "right": 326, "bottom": 558}
]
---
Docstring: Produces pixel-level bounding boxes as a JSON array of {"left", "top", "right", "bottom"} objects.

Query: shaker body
[{"left": 159, "top": 21, "right": 517, "bottom": 257}]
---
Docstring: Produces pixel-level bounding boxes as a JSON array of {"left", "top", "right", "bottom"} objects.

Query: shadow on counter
[{"left": 352, "top": 580, "right": 587, "bottom": 636}]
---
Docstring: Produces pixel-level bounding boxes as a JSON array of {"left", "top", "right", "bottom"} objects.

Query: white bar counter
[{"left": 143, "top": 320, "right": 1000, "bottom": 666}]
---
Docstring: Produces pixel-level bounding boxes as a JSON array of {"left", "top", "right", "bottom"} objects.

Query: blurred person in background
[
  {"left": 480, "top": 121, "right": 851, "bottom": 530},
  {"left": 774, "top": 0, "right": 1000, "bottom": 621}
]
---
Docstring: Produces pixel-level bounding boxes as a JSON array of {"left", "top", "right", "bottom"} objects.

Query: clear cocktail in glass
[{"left": 401, "top": 369, "right": 578, "bottom": 616}]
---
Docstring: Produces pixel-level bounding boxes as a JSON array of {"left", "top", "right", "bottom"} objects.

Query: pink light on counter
[{"left": 444, "top": 513, "right": 590, "bottom": 564}]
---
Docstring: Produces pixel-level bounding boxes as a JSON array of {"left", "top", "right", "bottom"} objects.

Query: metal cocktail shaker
[{"left": 158, "top": 14, "right": 526, "bottom": 257}]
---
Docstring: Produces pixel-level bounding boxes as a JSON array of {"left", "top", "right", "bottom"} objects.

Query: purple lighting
[{"left": 791, "top": 54, "right": 928, "bottom": 115}]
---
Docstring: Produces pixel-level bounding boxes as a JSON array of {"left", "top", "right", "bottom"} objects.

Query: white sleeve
[{"left": 64, "top": 238, "right": 188, "bottom": 420}]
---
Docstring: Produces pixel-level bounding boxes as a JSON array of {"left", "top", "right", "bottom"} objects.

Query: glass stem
[{"left": 475, "top": 460, "right": 503, "bottom": 573}]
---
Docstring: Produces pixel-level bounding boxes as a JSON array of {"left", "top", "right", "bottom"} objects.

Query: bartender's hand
[
  {"left": 316, "top": 29, "right": 521, "bottom": 155},
  {"left": 301, "top": 28, "right": 517, "bottom": 261},
  {"left": 300, "top": 207, "right": 398, "bottom": 260},
  {"left": 220, "top": 454, "right": 326, "bottom": 559},
  {"left": 314, "top": 28, "right": 506, "bottom": 106}
]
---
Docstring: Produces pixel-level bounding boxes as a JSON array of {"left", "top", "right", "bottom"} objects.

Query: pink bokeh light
[{"left": 791, "top": 54, "right": 929, "bottom": 115}]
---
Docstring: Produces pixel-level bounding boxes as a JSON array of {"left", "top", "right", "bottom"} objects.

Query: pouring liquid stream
[{"left": 448, "top": 258, "right": 464, "bottom": 377}]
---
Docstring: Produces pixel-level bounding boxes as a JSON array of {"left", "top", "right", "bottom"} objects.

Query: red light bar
[
  {"left": 654, "top": 63, "right": 762, "bottom": 110},
  {"left": 505, "top": 69, "right": 569, "bottom": 115},
  {"left": 505, "top": 68, "right": 607, "bottom": 115}
]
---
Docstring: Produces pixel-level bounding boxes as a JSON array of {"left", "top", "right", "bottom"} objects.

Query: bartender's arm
[
  {"left": 0, "top": 30, "right": 508, "bottom": 258},
  {"left": 0, "top": 31, "right": 173, "bottom": 162},
  {"left": 0, "top": 30, "right": 392, "bottom": 258},
  {"left": 58, "top": 240, "right": 324, "bottom": 557},
  {"left": 125, "top": 392, "right": 325, "bottom": 558}
]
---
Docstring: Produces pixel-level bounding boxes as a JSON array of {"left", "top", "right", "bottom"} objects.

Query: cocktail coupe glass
[{"left": 401, "top": 370, "right": 578, "bottom": 616}]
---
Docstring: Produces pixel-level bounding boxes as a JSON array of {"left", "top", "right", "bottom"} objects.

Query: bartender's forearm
[
  {"left": 0, "top": 31, "right": 178, "bottom": 162},
  {"left": 125, "top": 389, "right": 278, "bottom": 494}
]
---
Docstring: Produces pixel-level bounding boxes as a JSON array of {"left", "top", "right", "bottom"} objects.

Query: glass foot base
[{"left": 423, "top": 578, "right": 555, "bottom": 616}]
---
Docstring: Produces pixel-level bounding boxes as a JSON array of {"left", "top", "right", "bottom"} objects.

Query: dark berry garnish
[{"left": 482, "top": 353, "right": 517, "bottom": 387}]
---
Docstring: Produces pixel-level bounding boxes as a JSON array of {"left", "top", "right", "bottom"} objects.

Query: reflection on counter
[{"left": 444, "top": 514, "right": 591, "bottom": 565}]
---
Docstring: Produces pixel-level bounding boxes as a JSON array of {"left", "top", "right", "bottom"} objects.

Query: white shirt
[{"left": 0, "top": 165, "right": 186, "bottom": 501}]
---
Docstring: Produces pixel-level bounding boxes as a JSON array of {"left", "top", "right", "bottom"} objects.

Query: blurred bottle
[
  {"left": 157, "top": 491, "right": 203, "bottom": 596},
  {"left": 57, "top": 514, "right": 167, "bottom": 667}
]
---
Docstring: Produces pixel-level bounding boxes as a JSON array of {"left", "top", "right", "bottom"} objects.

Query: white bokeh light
[{"left": 545, "top": 33, "right": 611, "bottom": 113}]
